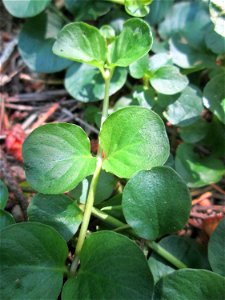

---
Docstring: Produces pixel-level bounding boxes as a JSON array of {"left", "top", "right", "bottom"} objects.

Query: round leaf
[
  {"left": 2, "top": 0, "right": 50, "bottom": 18},
  {"left": 122, "top": 167, "right": 191, "bottom": 240},
  {"left": 99, "top": 106, "right": 170, "bottom": 178},
  {"left": 150, "top": 66, "right": 188, "bottom": 95},
  {"left": 179, "top": 119, "right": 209, "bottom": 143},
  {"left": 164, "top": 86, "right": 204, "bottom": 127},
  {"left": 208, "top": 218, "right": 225, "bottom": 276},
  {"left": 203, "top": 74, "right": 225, "bottom": 124},
  {"left": 65, "top": 63, "right": 127, "bottom": 102},
  {"left": 129, "top": 54, "right": 150, "bottom": 79},
  {"left": 28, "top": 194, "right": 83, "bottom": 241},
  {"left": 145, "top": 0, "right": 173, "bottom": 25},
  {"left": 18, "top": 10, "right": 71, "bottom": 73},
  {"left": 62, "top": 231, "right": 154, "bottom": 299},
  {"left": 148, "top": 235, "right": 210, "bottom": 283},
  {"left": 205, "top": 24, "right": 225, "bottom": 54},
  {"left": 0, "top": 222, "right": 68, "bottom": 300},
  {"left": 22, "top": 123, "right": 97, "bottom": 194},
  {"left": 0, "top": 180, "right": 8, "bottom": 210},
  {"left": 154, "top": 269, "right": 225, "bottom": 300},
  {"left": 175, "top": 143, "right": 225, "bottom": 188},
  {"left": 108, "top": 18, "right": 153, "bottom": 67},
  {"left": 53, "top": 22, "right": 107, "bottom": 68},
  {"left": 125, "top": 0, "right": 151, "bottom": 17},
  {"left": 0, "top": 210, "right": 15, "bottom": 230}
]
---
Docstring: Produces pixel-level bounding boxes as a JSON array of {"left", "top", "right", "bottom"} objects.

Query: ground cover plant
[{"left": 0, "top": 0, "right": 225, "bottom": 299}]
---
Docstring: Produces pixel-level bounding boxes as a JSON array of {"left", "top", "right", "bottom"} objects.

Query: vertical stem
[{"left": 70, "top": 68, "right": 112, "bottom": 276}]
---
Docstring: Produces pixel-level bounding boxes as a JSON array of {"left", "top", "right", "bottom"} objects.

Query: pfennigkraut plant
[{"left": 1, "top": 1, "right": 225, "bottom": 299}]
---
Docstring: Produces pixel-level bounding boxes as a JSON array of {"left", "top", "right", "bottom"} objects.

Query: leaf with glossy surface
[
  {"left": 53, "top": 22, "right": 107, "bottom": 68},
  {"left": 164, "top": 86, "right": 204, "bottom": 127},
  {"left": 203, "top": 74, "right": 225, "bottom": 124},
  {"left": 209, "top": 0, "right": 225, "bottom": 37},
  {"left": 22, "top": 123, "right": 96, "bottom": 194},
  {"left": 100, "top": 106, "right": 170, "bottom": 178},
  {"left": 65, "top": 63, "right": 127, "bottom": 102},
  {"left": 175, "top": 143, "right": 225, "bottom": 188},
  {"left": 2, "top": 0, "right": 50, "bottom": 18},
  {"left": 62, "top": 231, "right": 154, "bottom": 299},
  {"left": 0, "top": 180, "right": 8, "bottom": 210},
  {"left": 208, "top": 218, "right": 225, "bottom": 276},
  {"left": 150, "top": 66, "right": 188, "bottom": 95},
  {"left": 154, "top": 269, "right": 225, "bottom": 300},
  {"left": 129, "top": 54, "right": 149, "bottom": 79},
  {"left": 108, "top": 18, "right": 152, "bottom": 67},
  {"left": 0, "top": 210, "right": 15, "bottom": 230},
  {"left": 148, "top": 235, "right": 210, "bottom": 283},
  {"left": 28, "top": 194, "right": 83, "bottom": 241},
  {"left": 0, "top": 222, "right": 68, "bottom": 300},
  {"left": 18, "top": 10, "right": 71, "bottom": 73},
  {"left": 122, "top": 167, "right": 191, "bottom": 240}
]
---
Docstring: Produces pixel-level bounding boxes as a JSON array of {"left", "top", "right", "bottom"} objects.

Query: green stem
[
  {"left": 147, "top": 241, "right": 187, "bottom": 269},
  {"left": 91, "top": 206, "right": 187, "bottom": 270},
  {"left": 105, "top": 0, "right": 124, "bottom": 5},
  {"left": 70, "top": 68, "right": 112, "bottom": 276}
]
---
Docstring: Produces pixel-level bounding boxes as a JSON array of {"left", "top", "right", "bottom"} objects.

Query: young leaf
[
  {"left": 0, "top": 180, "right": 8, "bottom": 210},
  {"left": 203, "top": 74, "right": 225, "bottom": 124},
  {"left": 175, "top": 143, "right": 225, "bottom": 188},
  {"left": 208, "top": 218, "right": 225, "bottom": 276},
  {"left": 108, "top": 18, "right": 153, "bottom": 67},
  {"left": 148, "top": 235, "right": 210, "bottom": 283},
  {"left": 0, "top": 222, "right": 68, "bottom": 300},
  {"left": 62, "top": 231, "right": 154, "bottom": 299},
  {"left": 124, "top": 0, "right": 152, "bottom": 17},
  {"left": 22, "top": 123, "right": 97, "bottom": 194},
  {"left": 154, "top": 269, "right": 225, "bottom": 300},
  {"left": 122, "top": 167, "right": 191, "bottom": 240},
  {"left": 150, "top": 65, "right": 188, "bottom": 95},
  {"left": 28, "top": 194, "right": 83, "bottom": 242},
  {"left": 164, "top": 86, "right": 204, "bottom": 127},
  {"left": 2, "top": 0, "right": 50, "bottom": 18},
  {"left": 0, "top": 210, "right": 15, "bottom": 230},
  {"left": 99, "top": 106, "right": 170, "bottom": 178},
  {"left": 18, "top": 10, "right": 71, "bottom": 73},
  {"left": 65, "top": 63, "right": 127, "bottom": 102},
  {"left": 53, "top": 22, "right": 107, "bottom": 68}
]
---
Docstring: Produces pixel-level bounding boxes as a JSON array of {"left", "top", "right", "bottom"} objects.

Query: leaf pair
[
  {"left": 52, "top": 18, "right": 153, "bottom": 69},
  {"left": 22, "top": 106, "right": 170, "bottom": 194},
  {"left": 129, "top": 53, "right": 188, "bottom": 95}
]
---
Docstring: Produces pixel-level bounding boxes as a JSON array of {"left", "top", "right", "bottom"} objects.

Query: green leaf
[
  {"left": 2, "top": 0, "right": 50, "bottom": 18},
  {"left": 122, "top": 167, "right": 191, "bottom": 240},
  {"left": 154, "top": 269, "right": 225, "bottom": 300},
  {"left": 129, "top": 54, "right": 150, "bottom": 79},
  {"left": 124, "top": 0, "right": 152, "bottom": 17},
  {"left": 150, "top": 66, "right": 188, "bottom": 95},
  {"left": 65, "top": 0, "right": 111, "bottom": 20},
  {"left": 132, "top": 86, "right": 155, "bottom": 108},
  {"left": 70, "top": 171, "right": 116, "bottom": 205},
  {"left": 28, "top": 194, "right": 83, "bottom": 241},
  {"left": 203, "top": 74, "right": 225, "bottom": 124},
  {"left": 0, "top": 210, "right": 15, "bottom": 230},
  {"left": 18, "top": 10, "right": 71, "bottom": 73},
  {"left": 205, "top": 24, "right": 225, "bottom": 54},
  {"left": 148, "top": 235, "right": 210, "bottom": 283},
  {"left": 208, "top": 218, "right": 225, "bottom": 276},
  {"left": 169, "top": 34, "right": 216, "bottom": 69},
  {"left": 179, "top": 119, "right": 209, "bottom": 143},
  {"left": 108, "top": 18, "right": 152, "bottom": 67},
  {"left": 22, "top": 123, "right": 97, "bottom": 194},
  {"left": 65, "top": 63, "right": 127, "bottom": 102},
  {"left": 145, "top": 0, "right": 173, "bottom": 25},
  {"left": 99, "top": 106, "right": 170, "bottom": 178},
  {"left": 0, "top": 180, "right": 8, "bottom": 210},
  {"left": 209, "top": 0, "right": 225, "bottom": 37},
  {"left": 53, "top": 22, "right": 107, "bottom": 68},
  {"left": 175, "top": 143, "right": 225, "bottom": 188},
  {"left": 62, "top": 231, "right": 154, "bottom": 299},
  {"left": 0, "top": 222, "right": 68, "bottom": 300},
  {"left": 164, "top": 86, "right": 204, "bottom": 127}
]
